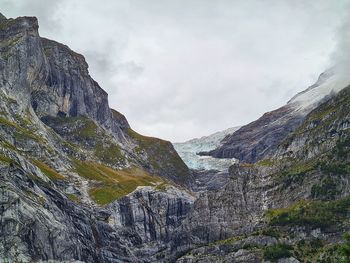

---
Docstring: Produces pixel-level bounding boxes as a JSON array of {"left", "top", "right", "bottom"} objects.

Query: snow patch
[{"left": 288, "top": 67, "right": 350, "bottom": 112}]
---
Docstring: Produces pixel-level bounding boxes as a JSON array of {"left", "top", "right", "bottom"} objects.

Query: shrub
[{"left": 263, "top": 243, "right": 293, "bottom": 262}]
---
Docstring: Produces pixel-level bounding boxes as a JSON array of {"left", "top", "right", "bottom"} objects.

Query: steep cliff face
[
  {"left": 2, "top": 12, "right": 350, "bottom": 263},
  {"left": 173, "top": 86, "right": 350, "bottom": 262},
  {"left": 0, "top": 14, "right": 193, "bottom": 262},
  {"left": 0, "top": 14, "right": 189, "bottom": 186}
]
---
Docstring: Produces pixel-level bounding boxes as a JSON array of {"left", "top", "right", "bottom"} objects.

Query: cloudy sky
[{"left": 1, "top": 1, "right": 350, "bottom": 141}]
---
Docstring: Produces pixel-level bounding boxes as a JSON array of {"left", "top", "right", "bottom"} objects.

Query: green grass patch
[
  {"left": 155, "top": 182, "right": 169, "bottom": 192},
  {"left": 32, "top": 159, "right": 65, "bottom": 180},
  {"left": 277, "top": 159, "right": 318, "bottom": 188},
  {"left": 258, "top": 159, "right": 276, "bottom": 167},
  {"left": 94, "top": 143, "right": 126, "bottom": 165},
  {"left": 73, "top": 160, "right": 165, "bottom": 205},
  {"left": 66, "top": 193, "right": 80, "bottom": 203},
  {"left": 0, "top": 153, "right": 13, "bottom": 164}
]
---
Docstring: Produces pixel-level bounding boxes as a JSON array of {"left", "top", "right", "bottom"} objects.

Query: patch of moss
[
  {"left": 0, "top": 18, "right": 17, "bottom": 31},
  {"left": 0, "top": 153, "right": 13, "bottom": 164},
  {"left": 258, "top": 159, "right": 276, "bottom": 167},
  {"left": 0, "top": 116, "right": 42, "bottom": 142},
  {"left": 263, "top": 243, "right": 293, "bottom": 262},
  {"left": 66, "top": 193, "right": 80, "bottom": 203},
  {"left": 43, "top": 116, "right": 99, "bottom": 140},
  {"left": 94, "top": 143, "right": 126, "bottom": 165},
  {"left": 32, "top": 159, "right": 65, "bottom": 180},
  {"left": 277, "top": 159, "right": 317, "bottom": 188},
  {"left": 155, "top": 183, "right": 169, "bottom": 192},
  {"left": 210, "top": 235, "right": 246, "bottom": 246},
  {"left": 311, "top": 176, "right": 339, "bottom": 200},
  {"left": 1, "top": 140, "right": 16, "bottom": 151},
  {"left": 15, "top": 114, "right": 32, "bottom": 127}
]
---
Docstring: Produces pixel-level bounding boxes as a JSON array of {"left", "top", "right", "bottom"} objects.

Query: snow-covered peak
[
  {"left": 173, "top": 126, "right": 240, "bottom": 171},
  {"left": 288, "top": 67, "right": 350, "bottom": 112}
]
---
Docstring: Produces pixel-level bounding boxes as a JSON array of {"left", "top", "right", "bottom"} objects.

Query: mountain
[
  {"left": 173, "top": 126, "right": 240, "bottom": 171},
  {"left": 0, "top": 14, "right": 193, "bottom": 262},
  {"left": 176, "top": 83, "right": 350, "bottom": 263},
  {"left": 201, "top": 68, "right": 350, "bottom": 163},
  {"left": 2, "top": 13, "right": 350, "bottom": 263}
]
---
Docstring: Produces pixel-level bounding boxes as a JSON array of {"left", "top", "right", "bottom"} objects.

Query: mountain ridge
[
  {"left": 200, "top": 66, "right": 350, "bottom": 163},
  {"left": 1, "top": 13, "right": 350, "bottom": 263}
]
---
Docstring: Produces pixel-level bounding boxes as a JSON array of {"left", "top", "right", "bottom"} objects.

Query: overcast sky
[{"left": 1, "top": 1, "right": 350, "bottom": 141}]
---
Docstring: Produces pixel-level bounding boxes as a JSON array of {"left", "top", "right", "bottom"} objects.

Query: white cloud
[{"left": 1, "top": 0, "right": 350, "bottom": 141}]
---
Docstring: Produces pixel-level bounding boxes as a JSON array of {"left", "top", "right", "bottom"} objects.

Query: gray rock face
[
  {"left": 0, "top": 14, "right": 189, "bottom": 185},
  {"left": 109, "top": 186, "right": 195, "bottom": 243},
  {"left": 2, "top": 13, "right": 350, "bottom": 263},
  {"left": 200, "top": 105, "right": 305, "bottom": 163},
  {"left": 0, "top": 14, "right": 193, "bottom": 262},
  {"left": 0, "top": 158, "right": 194, "bottom": 262}
]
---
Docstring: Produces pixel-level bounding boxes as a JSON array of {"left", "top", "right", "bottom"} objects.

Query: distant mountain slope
[
  {"left": 174, "top": 126, "right": 240, "bottom": 171},
  {"left": 202, "top": 68, "right": 350, "bottom": 163}
]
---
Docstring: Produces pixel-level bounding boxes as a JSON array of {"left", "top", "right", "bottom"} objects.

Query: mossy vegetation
[
  {"left": 73, "top": 159, "right": 164, "bottom": 205},
  {"left": 0, "top": 116, "right": 42, "bottom": 142},
  {"left": 266, "top": 196, "right": 350, "bottom": 230},
  {"left": 155, "top": 182, "right": 169, "bottom": 192},
  {"left": 43, "top": 116, "right": 127, "bottom": 166},
  {"left": 0, "top": 18, "right": 18, "bottom": 31},
  {"left": 311, "top": 176, "right": 339, "bottom": 200},
  {"left": 32, "top": 159, "right": 65, "bottom": 180},
  {"left": 276, "top": 158, "right": 317, "bottom": 188},
  {"left": 127, "top": 128, "right": 189, "bottom": 184},
  {"left": 257, "top": 158, "right": 276, "bottom": 167},
  {"left": 66, "top": 193, "right": 80, "bottom": 203},
  {"left": 44, "top": 116, "right": 99, "bottom": 140},
  {"left": 0, "top": 153, "right": 13, "bottom": 164},
  {"left": 263, "top": 243, "right": 293, "bottom": 262},
  {"left": 94, "top": 143, "right": 125, "bottom": 165}
]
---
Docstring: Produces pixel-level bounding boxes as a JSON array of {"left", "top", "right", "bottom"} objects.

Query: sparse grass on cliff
[
  {"left": 265, "top": 196, "right": 350, "bottom": 230},
  {"left": 32, "top": 159, "right": 65, "bottom": 180},
  {"left": 73, "top": 160, "right": 164, "bottom": 205},
  {"left": 127, "top": 128, "right": 189, "bottom": 184}
]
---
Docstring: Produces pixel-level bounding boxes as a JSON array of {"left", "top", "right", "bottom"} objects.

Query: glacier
[{"left": 173, "top": 126, "right": 240, "bottom": 171}]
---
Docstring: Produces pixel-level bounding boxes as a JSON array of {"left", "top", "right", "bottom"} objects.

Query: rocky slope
[
  {"left": 0, "top": 13, "right": 193, "bottom": 262},
  {"left": 1, "top": 12, "right": 350, "bottom": 263},
  {"left": 172, "top": 84, "right": 350, "bottom": 263},
  {"left": 201, "top": 68, "right": 350, "bottom": 163}
]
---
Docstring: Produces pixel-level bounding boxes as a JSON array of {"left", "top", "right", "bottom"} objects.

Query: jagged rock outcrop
[
  {"left": 200, "top": 105, "right": 304, "bottom": 163},
  {"left": 0, "top": 14, "right": 190, "bottom": 186}
]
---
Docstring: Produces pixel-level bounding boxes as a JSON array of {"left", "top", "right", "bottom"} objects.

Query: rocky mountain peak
[{"left": 0, "top": 12, "right": 7, "bottom": 20}]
